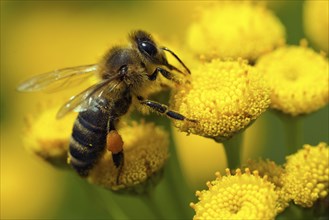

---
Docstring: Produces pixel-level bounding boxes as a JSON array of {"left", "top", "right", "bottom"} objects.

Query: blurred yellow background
[{"left": 1, "top": 1, "right": 328, "bottom": 219}]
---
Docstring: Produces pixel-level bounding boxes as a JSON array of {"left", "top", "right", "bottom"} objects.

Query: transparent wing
[
  {"left": 17, "top": 64, "right": 98, "bottom": 92},
  {"left": 56, "top": 74, "right": 122, "bottom": 119}
]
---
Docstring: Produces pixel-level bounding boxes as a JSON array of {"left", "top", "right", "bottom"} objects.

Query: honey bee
[{"left": 17, "top": 30, "right": 194, "bottom": 183}]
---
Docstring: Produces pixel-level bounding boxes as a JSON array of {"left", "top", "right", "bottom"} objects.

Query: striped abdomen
[{"left": 68, "top": 99, "right": 111, "bottom": 177}]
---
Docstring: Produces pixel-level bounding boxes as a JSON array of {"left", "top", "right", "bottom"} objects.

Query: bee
[{"left": 17, "top": 30, "right": 194, "bottom": 183}]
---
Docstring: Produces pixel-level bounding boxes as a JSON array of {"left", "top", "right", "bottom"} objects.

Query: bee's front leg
[
  {"left": 137, "top": 96, "right": 197, "bottom": 123},
  {"left": 148, "top": 67, "right": 183, "bottom": 84}
]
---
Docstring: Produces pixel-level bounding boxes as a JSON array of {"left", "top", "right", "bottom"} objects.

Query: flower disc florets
[
  {"left": 171, "top": 59, "right": 270, "bottom": 141},
  {"left": 256, "top": 44, "right": 329, "bottom": 116},
  {"left": 190, "top": 168, "right": 278, "bottom": 220},
  {"left": 186, "top": 1, "right": 285, "bottom": 61},
  {"left": 282, "top": 142, "right": 329, "bottom": 207}
]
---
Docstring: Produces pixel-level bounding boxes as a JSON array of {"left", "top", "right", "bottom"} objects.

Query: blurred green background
[{"left": 1, "top": 1, "right": 328, "bottom": 219}]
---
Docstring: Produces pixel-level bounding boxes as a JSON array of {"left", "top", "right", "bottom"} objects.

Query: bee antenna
[{"left": 161, "top": 47, "right": 191, "bottom": 74}]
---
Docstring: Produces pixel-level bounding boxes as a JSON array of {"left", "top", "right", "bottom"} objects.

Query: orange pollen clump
[{"left": 107, "top": 130, "right": 124, "bottom": 154}]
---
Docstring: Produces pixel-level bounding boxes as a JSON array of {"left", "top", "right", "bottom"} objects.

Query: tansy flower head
[
  {"left": 186, "top": 1, "right": 285, "bottom": 61},
  {"left": 256, "top": 43, "right": 329, "bottom": 116},
  {"left": 170, "top": 59, "right": 270, "bottom": 141},
  {"left": 23, "top": 102, "right": 76, "bottom": 167},
  {"left": 244, "top": 158, "right": 289, "bottom": 213},
  {"left": 244, "top": 158, "right": 284, "bottom": 188},
  {"left": 87, "top": 121, "right": 169, "bottom": 193},
  {"left": 190, "top": 168, "right": 278, "bottom": 220},
  {"left": 303, "top": 0, "right": 329, "bottom": 52},
  {"left": 282, "top": 142, "right": 329, "bottom": 207}
]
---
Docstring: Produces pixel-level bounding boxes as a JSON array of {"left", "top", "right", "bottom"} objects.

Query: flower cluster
[
  {"left": 281, "top": 142, "right": 329, "bottom": 207},
  {"left": 190, "top": 168, "right": 278, "bottom": 220},
  {"left": 170, "top": 59, "right": 270, "bottom": 141},
  {"left": 186, "top": 1, "right": 285, "bottom": 61},
  {"left": 191, "top": 143, "right": 329, "bottom": 218},
  {"left": 256, "top": 43, "right": 329, "bottom": 116}
]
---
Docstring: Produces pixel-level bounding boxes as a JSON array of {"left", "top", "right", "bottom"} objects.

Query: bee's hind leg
[
  {"left": 106, "top": 118, "right": 124, "bottom": 185},
  {"left": 112, "top": 151, "right": 124, "bottom": 185}
]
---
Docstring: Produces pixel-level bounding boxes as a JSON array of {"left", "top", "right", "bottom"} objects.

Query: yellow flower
[
  {"left": 87, "top": 121, "right": 169, "bottom": 193},
  {"left": 282, "top": 142, "right": 329, "bottom": 207},
  {"left": 256, "top": 44, "right": 329, "bottom": 116},
  {"left": 303, "top": 0, "right": 329, "bottom": 53},
  {"left": 244, "top": 159, "right": 289, "bottom": 213},
  {"left": 170, "top": 59, "right": 270, "bottom": 141},
  {"left": 23, "top": 102, "right": 76, "bottom": 167},
  {"left": 190, "top": 168, "right": 278, "bottom": 220},
  {"left": 244, "top": 159, "right": 283, "bottom": 187},
  {"left": 186, "top": 1, "right": 285, "bottom": 61}
]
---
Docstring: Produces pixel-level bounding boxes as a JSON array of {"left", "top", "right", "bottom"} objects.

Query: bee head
[
  {"left": 129, "top": 30, "right": 166, "bottom": 65},
  {"left": 130, "top": 30, "right": 191, "bottom": 75}
]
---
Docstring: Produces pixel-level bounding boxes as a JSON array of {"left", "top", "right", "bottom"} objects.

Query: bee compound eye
[{"left": 139, "top": 41, "right": 157, "bottom": 57}]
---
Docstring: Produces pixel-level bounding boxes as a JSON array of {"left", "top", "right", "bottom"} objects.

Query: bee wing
[
  {"left": 56, "top": 74, "right": 121, "bottom": 119},
  {"left": 17, "top": 64, "right": 98, "bottom": 92}
]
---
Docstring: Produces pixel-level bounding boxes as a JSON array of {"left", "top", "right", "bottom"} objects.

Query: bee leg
[
  {"left": 113, "top": 151, "right": 124, "bottom": 185},
  {"left": 148, "top": 67, "right": 182, "bottom": 84},
  {"left": 106, "top": 119, "right": 124, "bottom": 184},
  {"left": 137, "top": 96, "right": 197, "bottom": 123}
]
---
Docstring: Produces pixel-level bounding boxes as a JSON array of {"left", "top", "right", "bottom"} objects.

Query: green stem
[
  {"left": 140, "top": 190, "right": 165, "bottom": 220},
  {"left": 218, "top": 132, "right": 244, "bottom": 169},
  {"left": 167, "top": 123, "right": 195, "bottom": 219},
  {"left": 279, "top": 202, "right": 317, "bottom": 220},
  {"left": 158, "top": 176, "right": 187, "bottom": 219},
  {"left": 283, "top": 203, "right": 303, "bottom": 220},
  {"left": 92, "top": 186, "right": 130, "bottom": 219},
  {"left": 73, "top": 176, "right": 130, "bottom": 219},
  {"left": 280, "top": 114, "right": 303, "bottom": 155}
]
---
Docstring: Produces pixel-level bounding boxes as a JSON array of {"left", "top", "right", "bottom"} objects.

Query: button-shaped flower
[
  {"left": 190, "top": 168, "right": 278, "bottom": 220},
  {"left": 282, "top": 142, "right": 329, "bottom": 207},
  {"left": 256, "top": 44, "right": 329, "bottom": 116},
  {"left": 170, "top": 59, "right": 270, "bottom": 141},
  {"left": 186, "top": 1, "right": 285, "bottom": 61}
]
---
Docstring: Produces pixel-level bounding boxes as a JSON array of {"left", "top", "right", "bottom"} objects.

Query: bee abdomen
[{"left": 69, "top": 110, "right": 109, "bottom": 177}]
